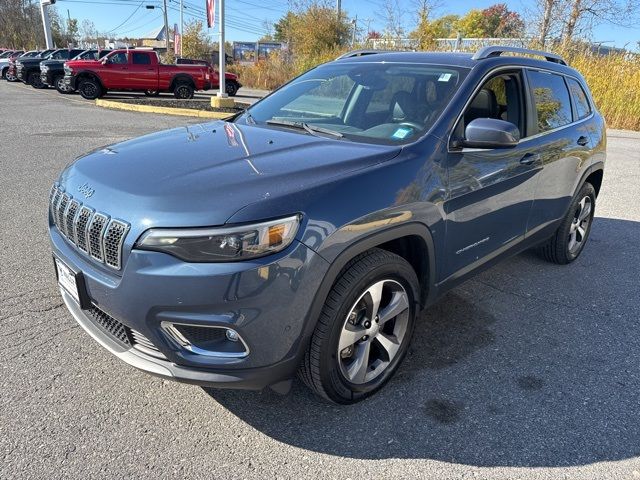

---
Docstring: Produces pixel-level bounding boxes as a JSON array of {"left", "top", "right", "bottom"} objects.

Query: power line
[{"left": 104, "top": 2, "right": 143, "bottom": 33}]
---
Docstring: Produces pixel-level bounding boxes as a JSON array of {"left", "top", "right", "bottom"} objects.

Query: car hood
[
  {"left": 41, "top": 59, "right": 65, "bottom": 67},
  {"left": 66, "top": 59, "right": 100, "bottom": 68},
  {"left": 59, "top": 121, "right": 401, "bottom": 230}
]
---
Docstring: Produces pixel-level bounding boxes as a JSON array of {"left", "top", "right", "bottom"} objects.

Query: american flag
[{"left": 206, "top": 0, "right": 215, "bottom": 28}]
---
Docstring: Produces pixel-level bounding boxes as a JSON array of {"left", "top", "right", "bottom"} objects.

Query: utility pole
[
  {"left": 39, "top": 0, "right": 54, "bottom": 49},
  {"left": 337, "top": 0, "right": 341, "bottom": 18},
  {"left": 351, "top": 16, "right": 357, "bottom": 47},
  {"left": 180, "top": 0, "right": 184, "bottom": 57},
  {"left": 217, "top": 0, "right": 226, "bottom": 99},
  {"left": 162, "top": 0, "right": 170, "bottom": 55}
]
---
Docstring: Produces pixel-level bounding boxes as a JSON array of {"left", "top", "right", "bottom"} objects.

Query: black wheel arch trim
[
  {"left": 72, "top": 71, "right": 105, "bottom": 91},
  {"left": 301, "top": 222, "right": 437, "bottom": 341},
  {"left": 170, "top": 74, "right": 196, "bottom": 90}
]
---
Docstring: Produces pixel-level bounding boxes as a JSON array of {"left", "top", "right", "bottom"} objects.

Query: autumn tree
[{"left": 181, "top": 20, "right": 213, "bottom": 60}]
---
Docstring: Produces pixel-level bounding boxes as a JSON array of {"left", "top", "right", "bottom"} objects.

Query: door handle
[
  {"left": 577, "top": 136, "right": 589, "bottom": 146},
  {"left": 520, "top": 153, "right": 541, "bottom": 165}
]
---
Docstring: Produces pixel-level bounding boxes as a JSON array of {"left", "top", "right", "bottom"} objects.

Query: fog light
[{"left": 226, "top": 329, "right": 239, "bottom": 342}]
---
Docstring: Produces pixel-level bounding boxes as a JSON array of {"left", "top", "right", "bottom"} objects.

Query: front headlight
[{"left": 136, "top": 215, "right": 301, "bottom": 262}]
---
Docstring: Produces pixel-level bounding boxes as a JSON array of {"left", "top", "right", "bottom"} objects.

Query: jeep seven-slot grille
[
  {"left": 86, "top": 305, "right": 166, "bottom": 359},
  {"left": 50, "top": 183, "right": 130, "bottom": 270}
]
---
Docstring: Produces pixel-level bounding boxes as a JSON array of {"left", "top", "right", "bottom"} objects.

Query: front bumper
[
  {"left": 40, "top": 70, "right": 56, "bottom": 86},
  {"left": 50, "top": 225, "right": 328, "bottom": 390}
]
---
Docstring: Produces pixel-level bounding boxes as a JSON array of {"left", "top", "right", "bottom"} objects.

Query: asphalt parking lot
[{"left": 1, "top": 79, "right": 639, "bottom": 480}]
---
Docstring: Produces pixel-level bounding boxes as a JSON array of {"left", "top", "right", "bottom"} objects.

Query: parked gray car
[{"left": 48, "top": 47, "right": 606, "bottom": 403}]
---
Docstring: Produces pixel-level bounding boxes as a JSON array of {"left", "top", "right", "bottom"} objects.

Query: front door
[
  {"left": 442, "top": 69, "right": 542, "bottom": 279},
  {"left": 102, "top": 51, "right": 129, "bottom": 89}
]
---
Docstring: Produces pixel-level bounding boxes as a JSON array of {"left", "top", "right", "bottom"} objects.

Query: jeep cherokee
[{"left": 48, "top": 46, "right": 606, "bottom": 404}]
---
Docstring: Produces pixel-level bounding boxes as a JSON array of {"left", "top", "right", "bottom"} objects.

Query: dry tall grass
[{"left": 231, "top": 47, "right": 640, "bottom": 131}]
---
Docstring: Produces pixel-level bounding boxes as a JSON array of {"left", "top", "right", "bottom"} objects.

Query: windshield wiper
[{"left": 266, "top": 119, "right": 344, "bottom": 139}]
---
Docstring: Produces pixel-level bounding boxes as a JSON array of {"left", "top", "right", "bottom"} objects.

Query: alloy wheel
[
  {"left": 337, "top": 279, "right": 410, "bottom": 385},
  {"left": 568, "top": 195, "right": 592, "bottom": 254}
]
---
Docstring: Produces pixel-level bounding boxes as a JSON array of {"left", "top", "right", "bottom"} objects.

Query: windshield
[
  {"left": 0, "top": 51, "right": 13, "bottom": 59},
  {"left": 237, "top": 62, "right": 467, "bottom": 145}
]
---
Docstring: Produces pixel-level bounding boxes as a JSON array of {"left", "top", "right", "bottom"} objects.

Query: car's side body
[
  {"left": 63, "top": 49, "right": 212, "bottom": 94},
  {"left": 48, "top": 49, "right": 605, "bottom": 395},
  {"left": 40, "top": 49, "right": 111, "bottom": 88}
]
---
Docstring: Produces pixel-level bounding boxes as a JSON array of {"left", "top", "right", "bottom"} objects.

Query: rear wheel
[
  {"left": 225, "top": 81, "right": 239, "bottom": 97},
  {"left": 173, "top": 82, "right": 194, "bottom": 99},
  {"left": 78, "top": 78, "right": 102, "bottom": 100},
  {"left": 299, "top": 248, "right": 419, "bottom": 404},
  {"left": 538, "top": 182, "right": 596, "bottom": 264},
  {"left": 28, "top": 72, "right": 45, "bottom": 89}
]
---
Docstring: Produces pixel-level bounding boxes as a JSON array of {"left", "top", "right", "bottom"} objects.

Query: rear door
[
  {"left": 128, "top": 52, "right": 158, "bottom": 90},
  {"left": 442, "top": 69, "right": 542, "bottom": 279},
  {"left": 523, "top": 70, "right": 596, "bottom": 234}
]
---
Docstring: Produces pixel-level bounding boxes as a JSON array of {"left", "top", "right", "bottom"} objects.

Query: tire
[
  {"left": 28, "top": 72, "right": 45, "bottom": 89},
  {"left": 1, "top": 68, "right": 7, "bottom": 80},
  {"left": 54, "top": 75, "right": 70, "bottom": 94},
  {"left": 77, "top": 78, "right": 102, "bottom": 100},
  {"left": 225, "top": 81, "right": 238, "bottom": 97},
  {"left": 144, "top": 90, "right": 160, "bottom": 97},
  {"left": 538, "top": 182, "right": 596, "bottom": 264},
  {"left": 173, "top": 82, "right": 194, "bottom": 99},
  {"left": 6, "top": 70, "right": 17, "bottom": 82},
  {"left": 299, "top": 248, "right": 419, "bottom": 404}
]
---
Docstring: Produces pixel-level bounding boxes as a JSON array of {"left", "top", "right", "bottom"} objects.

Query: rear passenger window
[
  {"left": 528, "top": 70, "right": 573, "bottom": 133},
  {"left": 566, "top": 77, "right": 592, "bottom": 120},
  {"left": 132, "top": 53, "right": 151, "bottom": 65}
]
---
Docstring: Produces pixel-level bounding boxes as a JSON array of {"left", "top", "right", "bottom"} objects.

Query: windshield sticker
[
  {"left": 438, "top": 73, "right": 452, "bottom": 82},
  {"left": 392, "top": 127, "right": 412, "bottom": 139}
]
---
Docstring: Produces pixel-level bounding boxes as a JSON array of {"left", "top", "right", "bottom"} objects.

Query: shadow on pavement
[{"left": 204, "top": 217, "right": 640, "bottom": 467}]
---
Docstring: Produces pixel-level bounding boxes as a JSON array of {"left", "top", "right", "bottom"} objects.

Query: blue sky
[{"left": 56, "top": 0, "right": 639, "bottom": 48}]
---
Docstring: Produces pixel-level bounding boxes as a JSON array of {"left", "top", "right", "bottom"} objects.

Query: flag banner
[
  {"left": 206, "top": 0, "right": 215, "bottom": 28},
  {"left": 174, "top": 23, "right": 181, "bottom": 55}
]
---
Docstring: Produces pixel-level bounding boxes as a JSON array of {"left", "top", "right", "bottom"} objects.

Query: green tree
[
  {"left": 455, "top": 9, "right": 487, "bottom": 37},
  {"left": 411, "top": 13, "right": 459, "bottom": 49}
]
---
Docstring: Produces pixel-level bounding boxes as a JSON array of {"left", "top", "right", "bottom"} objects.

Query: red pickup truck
[{"left": 63, "top": 49, "right": 233, "bottom": 100}]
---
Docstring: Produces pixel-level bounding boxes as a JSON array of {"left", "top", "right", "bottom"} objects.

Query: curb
[{"left": 95, "top": 99, "right": 233, "bottom": 119}]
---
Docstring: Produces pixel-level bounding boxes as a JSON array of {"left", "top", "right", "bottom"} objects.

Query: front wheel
[
  {"left": 28, "top": 72, "right": 45, "bottom": 89},
  {"left": 1, "top": 68, "right": 7, "bottom": 80},
  {"left": 144, "top": 90, "right": 160, "bottom": 97},
  {"left": 54, "top": 75, "right": 71, "bottom": 94},
  {"left": 538, "top": 182, "right": 596, "bottom": 264},
  {"left": 78, "top": 78, "right": 102, "bottom": 100},
  {"left": 299, "top": 248, "right": 419, "bottom": 404}
]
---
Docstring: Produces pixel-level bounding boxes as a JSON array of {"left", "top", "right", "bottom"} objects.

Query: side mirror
[
  {"left": 101, "top": 58, "right": 108, "bottom": 65},
  {"left": 462, "top": 118, "right": 520, "bottom": 149}
]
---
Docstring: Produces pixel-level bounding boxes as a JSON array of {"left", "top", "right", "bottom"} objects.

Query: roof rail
[
  {"left": 472, "top": 46, "right": 567, "bottom": 66},
  {"left": 335, "top": 49, "right": 395, "bottom": 60}
]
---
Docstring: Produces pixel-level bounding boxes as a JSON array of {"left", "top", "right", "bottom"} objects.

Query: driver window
[
  {"left": 454, "top": 71, "right": 524, "bottom": 142},
  {"left": 108, "top": 52, "right": 128, "bottom": 65}
]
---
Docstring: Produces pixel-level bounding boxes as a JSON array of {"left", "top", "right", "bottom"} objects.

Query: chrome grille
[
  {"left": 103, "top": 220, "right": 129, "bottom": 269},
  {"left": 49, "top": 184, "right": 129, "bottom": 271},
  {"left": 88, "top": 213, "right": 109, "bottom": 262},
  {"left": 75, "top": 206, "right": 93, "bottom": 253},
  {"left": 56, "top": 193, "right": 70, "bottom": 235},
  {"left": 64, "top": 200, "right": 80, "bottom": 243}
]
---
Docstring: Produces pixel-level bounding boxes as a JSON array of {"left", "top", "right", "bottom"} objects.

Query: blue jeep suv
[{"left": 49, "top": 47, "right": 606, "bottom": 403}]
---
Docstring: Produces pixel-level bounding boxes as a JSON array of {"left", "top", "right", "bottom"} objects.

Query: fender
[
  {"left": 300, "top": 222, "right": 437, "bottom": 344},
  {"left": 71, "top": 71, "right": 105, "bottom": 91},
  {"left": 169, "top": 73, "right": 196, "bottom": 91}
]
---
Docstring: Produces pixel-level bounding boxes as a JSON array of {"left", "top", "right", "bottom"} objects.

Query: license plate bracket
[{"left": 53, "top": 256, "right": 91, "bottom": 309}]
